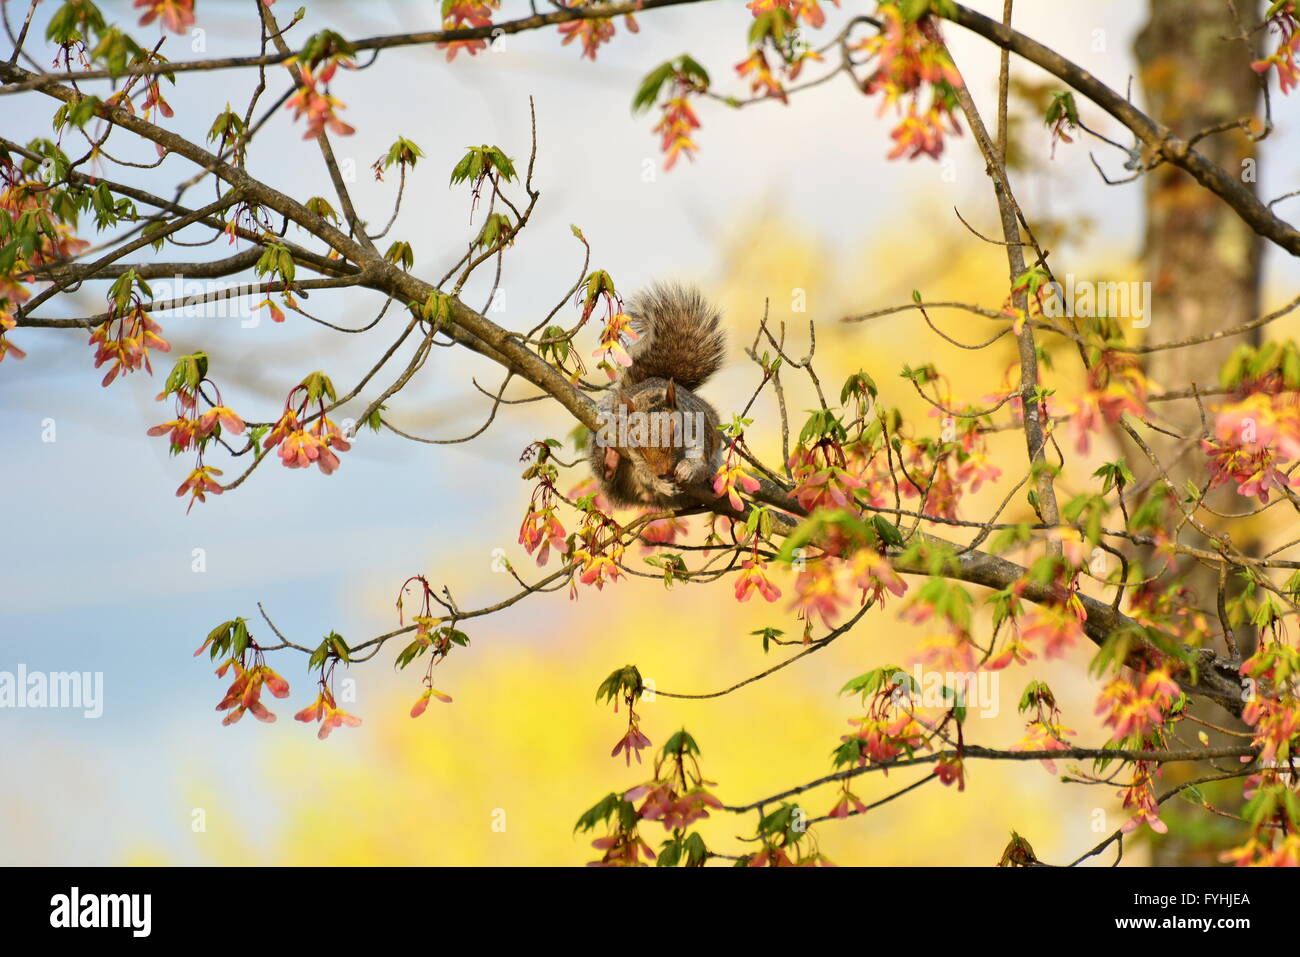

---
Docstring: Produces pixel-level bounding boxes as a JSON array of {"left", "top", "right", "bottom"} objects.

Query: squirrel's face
[
  {"left": 617, "top": 383, "right": 684, "bottom": 479},
  {"left": 639, "top": 444, "right": 680, "bottom": 479}
]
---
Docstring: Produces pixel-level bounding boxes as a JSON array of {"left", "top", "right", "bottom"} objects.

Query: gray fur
[
  {"left": 588, "top": 284, "right": 726, "bottom": 507},
  {"left": 623, "top": 282, "right": 726, "bottom": 392}
]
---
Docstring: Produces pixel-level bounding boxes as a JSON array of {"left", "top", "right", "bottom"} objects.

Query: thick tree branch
[{"left": 26, "top": 247, "right": 264, "bottom": 284}]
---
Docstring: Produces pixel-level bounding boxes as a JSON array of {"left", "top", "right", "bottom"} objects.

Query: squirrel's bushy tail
[{"left": 623, "top": 282, "right": 725, "bottom": 392}]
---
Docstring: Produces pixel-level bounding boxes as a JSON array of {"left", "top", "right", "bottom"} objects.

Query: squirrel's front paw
[
  {"left": 650, "top": 475, "right": 680, "bottom": 500},
  {"left": 673, "top": 457, "right": 706, "bottom": 486}
]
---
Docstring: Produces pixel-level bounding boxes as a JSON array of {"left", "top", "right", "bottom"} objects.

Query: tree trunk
[{"left": 1133, "top": 0, "right": 1262, "bottom": 867}]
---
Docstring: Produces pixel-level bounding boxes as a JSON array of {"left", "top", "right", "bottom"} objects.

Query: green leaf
[
  {"left": 231, "top": 618, "right": 250, "bottom": 658},
  {"left": 1045, "top": 91, "right": 1080, "bottom": 128},
  {"left": 327, "top": 630, "right": 350, "bottom": 663},
  {"left": 872, "top": 515, "right": 904, "bottom": 548},
  {"left": 383, "top": 136, "right": 425, "bottom": 169},
  {"left": 595, "top": 665, "right": 643, "bottom": 705},
  {"left": 632, "top": 61, "right": 675, "bottom": 114},
  {"left": 661, "top": 728, "right": 701, "bottom": 759}
]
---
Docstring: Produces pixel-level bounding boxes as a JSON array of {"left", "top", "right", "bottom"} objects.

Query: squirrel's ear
[
  {"left": 618, "top": 393, "right": 635, "bottom": 414},
  {"left": 664, "top": 379, "right": 678, "bottom": 408}
]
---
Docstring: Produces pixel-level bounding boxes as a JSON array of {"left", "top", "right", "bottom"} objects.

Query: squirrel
[{"left": 588, "top": 283, "right": 726, "bottom": 508}]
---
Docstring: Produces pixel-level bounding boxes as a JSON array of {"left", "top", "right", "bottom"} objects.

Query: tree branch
[{"left": 943, "top": 2, "right": 1300, "bottom": 257}]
